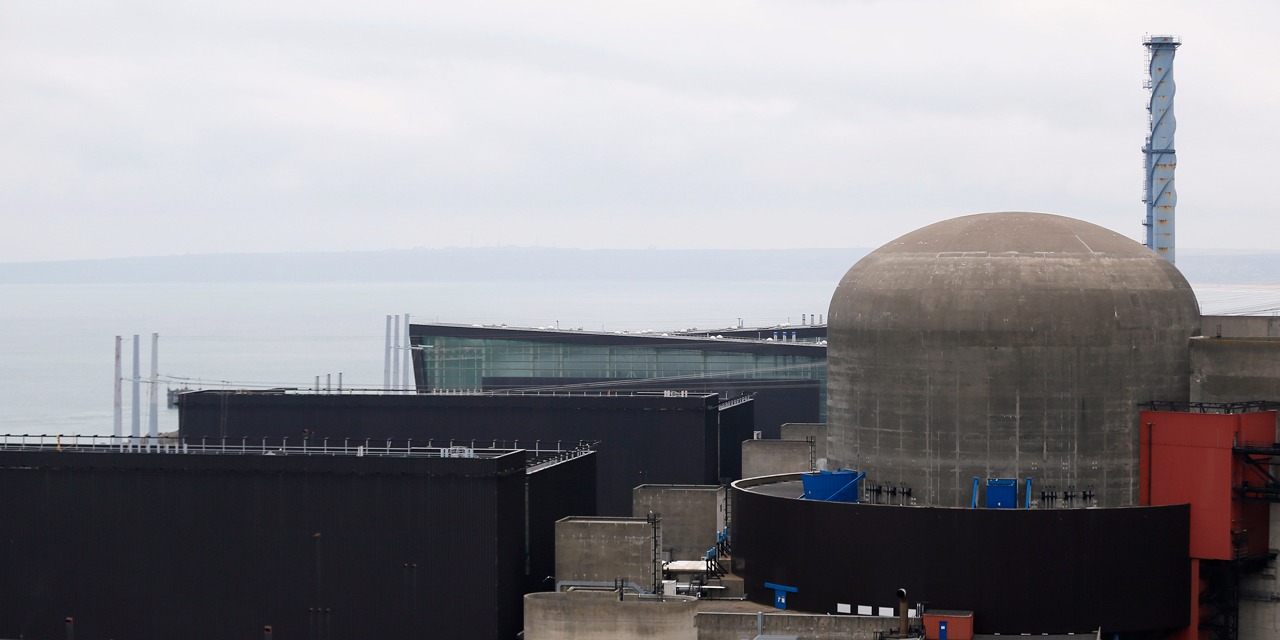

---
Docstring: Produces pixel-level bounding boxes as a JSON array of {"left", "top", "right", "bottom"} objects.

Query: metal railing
[
  {"left": 1140, "top": 401, "right": 1280, "bottom": 415},
  {"left": 0, "top": 434, "right": 595, "bottom": 463}
]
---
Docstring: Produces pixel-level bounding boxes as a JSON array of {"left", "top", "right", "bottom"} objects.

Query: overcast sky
[{"left": 2, "top": 1, "right": 1277, "bottom": 262}]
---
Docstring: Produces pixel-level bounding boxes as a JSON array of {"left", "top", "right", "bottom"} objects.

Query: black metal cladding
[
  {"left": 525, "top": 452, "right": 597, "bottom": 593},
  {"left": 179, "top": 391, "right": 730, "bottom": 516},
  {"left": 482, "top": 376, "right": 819, "bottom": 441},
  {"left": 717, "top": 398, "right": 754, "bottom": 481},
  {"left": 731, "top": 478, "right": 1190, "bottom": 634},
  {"left": 0, "top": 447, "right": 589, "bottom": 640}
]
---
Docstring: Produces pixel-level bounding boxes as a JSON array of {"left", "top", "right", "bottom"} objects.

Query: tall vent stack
[{"left": 1142, "top": 35, "right": 1181, "bottom": 262}]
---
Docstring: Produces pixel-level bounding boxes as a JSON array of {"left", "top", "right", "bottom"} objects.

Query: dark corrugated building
[
  {"left": 731, "top": 474, "right": 1191, "bottom": 634},
  {"left": 0, "top": 439, "right": 594, "bottom": 640},
  {"left": 179, "top": 390, "right": 752, "bottom": 516}
]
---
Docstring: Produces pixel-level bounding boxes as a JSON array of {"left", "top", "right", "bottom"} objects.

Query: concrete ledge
[
  {"left": 742, "top": 440, "right": 813, "bottom": 477},
  {"left": 524, "top": 591, "right": 698, "bottom": 640},
  {"left": 695, "top": 610, "right": 898, "bottom": 640}
]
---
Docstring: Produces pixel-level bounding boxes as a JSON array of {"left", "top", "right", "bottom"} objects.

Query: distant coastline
[
  {"left": 0, "top": 247, "right": 1275, "bottom": 285},
  {"left": 0, "top": 248, "right": 869, "bottom": 285}
]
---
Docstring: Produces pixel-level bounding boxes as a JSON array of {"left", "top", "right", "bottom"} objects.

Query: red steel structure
[{"left": 1140, "top": 404, "right": 1278, "bottom": 640}]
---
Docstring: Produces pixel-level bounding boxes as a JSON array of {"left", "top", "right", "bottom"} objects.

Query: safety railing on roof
[{"left": 0, "top": 434, "right": 596, "bottom": 463}]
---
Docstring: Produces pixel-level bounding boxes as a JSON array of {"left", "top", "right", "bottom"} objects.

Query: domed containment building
[{"left": 827, "top": 212, "right": 1201, "bottom": 507}]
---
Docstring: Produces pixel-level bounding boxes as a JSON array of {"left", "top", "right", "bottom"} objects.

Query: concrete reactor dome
[{"left": 827, "top": 212, "right": 1201, "bottom": 507}]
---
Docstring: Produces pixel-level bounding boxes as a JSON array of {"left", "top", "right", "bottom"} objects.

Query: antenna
[{"left": 1142, "top": 35, "right": 1182, "bottom": 262}]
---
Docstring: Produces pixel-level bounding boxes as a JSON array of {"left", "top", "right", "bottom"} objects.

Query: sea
[
  {"left": 1, "top": 280, "right": 1276, "bottom": 438},
  {"left": 0, "top": 279, "right": 840, "bottom": 437}
]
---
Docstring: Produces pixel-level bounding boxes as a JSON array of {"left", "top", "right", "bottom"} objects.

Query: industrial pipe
[
  {"left": 383, "top": 315, "right": 392, "bottom": 390},
  {"left": 114, "top": 336, "right": 122, "bottom": 443},
  {"left": 898, "top": 588, "right": 908, "bottom": 637},
  {"left": 132, "top": 334, "right": 140, "bottom": 442}
]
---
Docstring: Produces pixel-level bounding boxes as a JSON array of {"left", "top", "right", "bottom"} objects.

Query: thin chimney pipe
[
  {"left": 114, "top": 336, "right": 122, "bottom": 443},
  {"left": 403, "top": 313, "right": 412, "bottom": 392},
  {"left": 148, "top": 333, "right": 159, "bottom": 442},
  {"left": 383, "top": 315, "right": 392, "bottom": 390},
  {"left": 131, "top": 335, "right": 140, "bottom": 442},
  {"left": 392, "top": 314, "right": 401, "bottom": 392}
]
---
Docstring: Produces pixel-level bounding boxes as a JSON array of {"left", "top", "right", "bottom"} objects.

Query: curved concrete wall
[{"left": 730, "top": 476, "right": 1190, "bottom": 635}]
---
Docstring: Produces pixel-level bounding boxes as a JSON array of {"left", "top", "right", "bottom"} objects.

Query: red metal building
[{"left": 1140, "top": 403, "right": 1279, "bottom": 640}]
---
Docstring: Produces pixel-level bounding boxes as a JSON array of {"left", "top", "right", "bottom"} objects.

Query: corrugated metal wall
[
  {"left": 731, "top": 481, "right": 1190, "bottom": 634},
  {"left": 717, "top": 399, "right": 754, "bottom": 481},
  {"left": 179, "top": 392, "right": 720, "bottom": 516},
  {"left": 482, "top": 376, "right": 820, "bottom": 441},
  {"left": 0, "top": 449, "right": 534, "bottom": 640},
  {"left": 525, "top": 452, "right": 597, "bottom": 593}
]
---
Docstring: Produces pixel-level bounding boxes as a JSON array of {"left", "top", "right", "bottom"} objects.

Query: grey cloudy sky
[{"left": 2, "top": 1, "right": 1277, "bottom": 262}]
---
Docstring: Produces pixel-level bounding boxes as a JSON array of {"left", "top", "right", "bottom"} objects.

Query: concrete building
[
  {"left": 632, "top": 485, "right": 725, "bottom": 562},
  {"left": 729, "top": 211, "right": 1280, "bottom": 640},
  {"left": 1191, "top": 336, "right": 1280, "bottom": 403},
  {"left": 524, "top": 591, "right": 699, "bottom": 640},
  {"left": 827, "top": 212, "right": 1201, "bottom": 507},
  {"left": 741, "top": 439, "right": 813, "bottom": 478},
  {"left": 780, "top": 422, "right": 827, "bottom": 468},
  {"left": 555, "top": 516, "right": 663, "bottom": 593},
  {"left": 1203, "top": 315, "right": 1280, "bottom": 339},
  {"left": 696, "top": 610, "right": 911, "bottom": 640}
]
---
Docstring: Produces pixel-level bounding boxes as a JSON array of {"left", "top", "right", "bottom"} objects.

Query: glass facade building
[{"left": 410, "top": 324, "right": 829, "bottom": 421}]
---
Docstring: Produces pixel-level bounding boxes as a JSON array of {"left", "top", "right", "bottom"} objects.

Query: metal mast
[{"left": 1142, "top": 35, "right": 1181, "bottom": 262}]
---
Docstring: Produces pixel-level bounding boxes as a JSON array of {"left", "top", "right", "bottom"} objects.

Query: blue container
[
  {"left": 986, "top": 478, "right": 1017, "bottom": 509},
  {"left": 802, "top": 470, "right": 864, "bottom": 502}
]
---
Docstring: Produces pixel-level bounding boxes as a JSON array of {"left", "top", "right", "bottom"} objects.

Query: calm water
[
  {"left": 1, "top": 280, "right": 1274, "bottom": 437},
  {"left": 0, "top": 280, "right": 838, "bottom": 436}
]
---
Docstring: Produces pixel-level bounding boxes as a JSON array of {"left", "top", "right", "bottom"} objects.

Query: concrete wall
[
  {"left": 695, "top": 611, "right": 899, "bottom": 640},
  {"left": 1190, "top": 337, "right": 1280, "bottom": 403},
  {"left": 827, "top": 214, "right": 1200, "bottom": 508},
  {"left": 742, "top": 439, "right": 813, "bottom": 478},
  {"left": 555, "top": 517, "right": 660, "bottom": 592},
  {"left": 1183, "top": 334, "right": 1280, "bottom": 639},
  {"left": 781, "top": 423, "right": 828, "bottom": 470},
  {"left": 1239, "top": 491, "right": 1280, "bottom": 640},
  {"left": 632, "top": 485, "right": 725, "bottom": 561},
  {"left": 1241, "top": 568, "right": 1280, "bottom": 640},
  {"left": 525, "top": 591, "right": 697, "bottom": 640},
  {"left": 1189, "top": 336, "right": 1280, "bottom": 640},
  {"left": 1202, "top": 315, "right": 1280, "bottom": 338}
]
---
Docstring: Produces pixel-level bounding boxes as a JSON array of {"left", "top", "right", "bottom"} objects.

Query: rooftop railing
[{"left": 0, "top": 434, "right": 595, "bottom": 464}]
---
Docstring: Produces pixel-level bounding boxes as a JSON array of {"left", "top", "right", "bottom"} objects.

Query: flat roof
[
  {"left": 0, "top": 434, "right": 594, "bottom": 470},
  {"left": 635, "top": 484, "right": 723, "bottom": 491},
  {"left": 557, "top": 516, "right": 651, "bottom": 524},
  {"left": 411, "top": 322, "right": 826, "bottom": 356}
]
